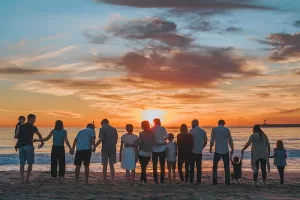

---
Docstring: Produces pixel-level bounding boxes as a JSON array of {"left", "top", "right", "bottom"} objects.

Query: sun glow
[{"left": 141, "top": 109, "right": 166, "bottom": 125}]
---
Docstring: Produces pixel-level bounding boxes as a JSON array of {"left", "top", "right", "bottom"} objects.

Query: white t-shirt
[
  {"left": 166, "top": 141, "right": 177, "bottom": 162},
  {"left": 151, "top": 125, "right": 168, "bottom": 153}
]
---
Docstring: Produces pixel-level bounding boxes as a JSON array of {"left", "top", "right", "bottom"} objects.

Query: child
[
  {"left": 166, "top": 133, "right": 177, "bottom": 184},
  {"left": 119, "top": 124, "right": 139, "bottom": 185},
  {"left": 14, "top": 116, "right": 26, "bottom": 151},
  {"left": 231, "top": 154, "right": 243, "bottom": 184},
  {"left": 272, "top": 140, "right": 287, "bottom": 184}
]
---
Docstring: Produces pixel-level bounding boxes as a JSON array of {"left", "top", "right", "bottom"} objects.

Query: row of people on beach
[{"left": 14, "top": 115, "right": 287, "bottom": 185}]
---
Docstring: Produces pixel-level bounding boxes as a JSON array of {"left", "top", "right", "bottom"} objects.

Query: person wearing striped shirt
[{"left": 70, "top": 123, "right": 96, "bottom": 184}]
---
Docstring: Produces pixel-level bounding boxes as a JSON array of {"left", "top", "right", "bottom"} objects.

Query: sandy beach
[{"left": 1, "top": 171, "right": 300, "bottom": 200}]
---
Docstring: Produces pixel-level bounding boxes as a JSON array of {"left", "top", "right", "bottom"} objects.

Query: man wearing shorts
[
  {"left": 71, "top": 123, "right": 96, "bottom": 184},
  {"left": 18, "top": 114, "right": 43, "bottom": 183},
  {"left": 94, "top": 119, "right": 118, "bottom": 184}
]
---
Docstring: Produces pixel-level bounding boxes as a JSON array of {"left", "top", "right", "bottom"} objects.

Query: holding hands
[
  {"left": 69, "top": 148, "right": 74, "bottom": 155},
  {"left": 92, "top": 146, "right": 96, "bottom": 153}
]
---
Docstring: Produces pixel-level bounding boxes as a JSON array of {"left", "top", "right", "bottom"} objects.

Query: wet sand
[{"left": 1, "top": 171, "right": 300, "bottom": 199}]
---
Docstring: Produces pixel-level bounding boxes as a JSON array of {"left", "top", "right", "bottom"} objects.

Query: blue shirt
[
  {"left": 190, "top": 126, "right": 207, "bottom": 154},
  {"left": 274, "top": 149, "right": 287, "bottom": 167},
  {"left": 53, "top": 130, "right": 66, "bottom": 146},
  {"left": 76, "top": 128, "right": 96, "bottom": 151}
]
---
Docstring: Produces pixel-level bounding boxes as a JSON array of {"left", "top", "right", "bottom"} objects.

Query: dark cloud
[
  {"left": 167, "top": 8, "right": 227, "bottom": 17},
  {"left": 264, "top": 33, "right": 300, "bottom": 62},
  {"left": 188, "top": 21, "right": 214, "bottom": 31},
  {"left": 0, "top": 67, "right": 56, "bottom": 74},
  {"left": 96, "top": 0, "right": 273, "bottom": 10},
  {"left": 0, "top": 60, "right": 66, "bottom": 75},
  {"left": 256, "top": 93, "right": 271, "bottom": 98},
  {"left": 253, "top": 83, "right": 300, "bottom": 89},
  {"left": 108, "top": 48, "right": 263, "bottom": 87},
  {"left": 40, "top": 79, "right": 114, "bottom": 90},
  {"left": 278, "top": 108, "right": 300, "bottom": 114},
  {"left": 83, "top": 30, "right": 108, "bottom": 44},
  {"left": 225, "top": 27, "right": 243, "bottom": 33},
  {"left": 294, "top": 20, "right": 300, "bottom": 28},
  {"left": 106, "top": 17, "right": 192, "bottom": 47}
]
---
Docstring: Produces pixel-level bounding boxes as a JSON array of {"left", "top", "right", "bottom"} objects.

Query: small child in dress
[
  {"left": 166, "top": 133, "right": 177, "bottom": 184},
  {"left": 272, "top": 140, "right": 287, "bottom": 185},
  {"left": 14, "top": 116, "right": 26, "bottom": 152},
  {"left": 231, "top": 154, "right": 244, "bottom": 184}
]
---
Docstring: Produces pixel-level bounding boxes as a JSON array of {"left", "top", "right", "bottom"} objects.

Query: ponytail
[{"left": 253, "top": 124, "right": 264, "bottom": 140}]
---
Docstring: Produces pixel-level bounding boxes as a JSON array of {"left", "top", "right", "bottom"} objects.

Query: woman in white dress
[{"left": 119, "top": 124, "right": 139, "bottom": 185}]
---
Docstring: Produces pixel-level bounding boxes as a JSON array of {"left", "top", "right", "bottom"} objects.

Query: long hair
[
  {"left": 253, "top": 124, "right": 264, "bottom": 139},
  {"left": 180, "top": 124, "right": 188, "bottom": 134},
  {"left": 141, "top": 121, "right": 151, "bottom": 132},
  {"left": 54, "top": 120, "right": 64, "bottom": 131},
  {"left": 276, "top": 140, "right": 284, "bottom": 150}
]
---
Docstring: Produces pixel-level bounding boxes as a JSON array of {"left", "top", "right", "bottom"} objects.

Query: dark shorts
[
  {"left": 102, "top": 152, "right": 116, "bottom": 165},
  {"left": 74, "top": 149, "right": 92, "bottom": 166},
  {"left": 19, "top": 145, "right": 35, "bottom": 165},
  {"left": 167, "top": 161, "right": 176, "bottom": 170}
]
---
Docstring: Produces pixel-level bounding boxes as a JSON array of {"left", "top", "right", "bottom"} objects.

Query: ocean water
[{"left": 0, "top": 127, "right": 299, "bottom": 172}]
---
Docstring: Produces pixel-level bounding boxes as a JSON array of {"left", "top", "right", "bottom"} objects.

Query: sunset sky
[{"left": 0, "top": 0, "right": 300, "bottom": 127}]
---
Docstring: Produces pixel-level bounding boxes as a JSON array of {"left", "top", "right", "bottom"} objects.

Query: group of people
[{"left": 14, "top": 114, "right": 287, "bottom": 186}]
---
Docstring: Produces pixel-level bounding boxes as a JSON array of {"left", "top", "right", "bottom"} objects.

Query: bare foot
[{"left": 25, "top": 179, "right": 31, "bottom": 184}]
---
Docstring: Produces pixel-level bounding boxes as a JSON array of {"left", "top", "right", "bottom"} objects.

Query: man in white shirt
[
  {"left": 190, "top": 119, "right": 207, "bottom": 184},
  {"left": 210, "top": 119, "right": 234, "bottom": 185},
  {"left": 151, "top": 118, "right": 168, "bottom": 184}
]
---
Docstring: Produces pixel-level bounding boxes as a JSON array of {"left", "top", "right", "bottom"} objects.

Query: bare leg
[
  {"left": 110, "top": 163, "right": 115, "bottom": 184},
  {"left": 167, "top": 162, "right": 171, "bottom": 184},
  {"left": 20, "top": 165, "right": 25, "bottom": 183},
  {"left": 84, "top": 165, "right": 89, "bottom": 184},
  {"left": 75, "top": 165, "right": 81, "bottom": 184},
  {"left": 26, "top": 164, "right": 33, "bottom": 182},
  {"left": 131, "top": 170, "right": 135, "bottom": 185},
  {"left": 126, "top": 170, "right": 130, "bottom": 185},
  {"left": 172, "top": 169, "right": 176, "bottom": 183},
  {"left": 103, "top": 164, "right": 107, "bottom": 184},
  {"left": 168, "top": 170, "right": 171, "bottom": 184}
]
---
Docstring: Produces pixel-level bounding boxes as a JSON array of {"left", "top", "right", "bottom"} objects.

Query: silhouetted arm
[
  {"left": 210, "top": 129, "right": 215, "bottom": 153},
  {"left": 120, "top": 141, "right": 124, "bottom": 156},
  {"left": 240, "top": 153, "right": 244, "bottom": 163},
  {"left": 95, "top": 129, "right": 103, "bottom": 148},
  {"left": 34, "top": 129, "right": 44, "bottom": 148},
  {"left": 70, "top": 138, "right": 77, "bottom": 154},
  {"left": 228, "top": 130, "right": 234, "bottom": 155},
  {"left": 38, "top": 130, "right": 53, "bottom": 142},
  {"left": 64, "top": 130, "right": 72, "bottom": 150},
  {"left": 94, "top": 138, "right": 102, "bottom": 148},
  {"left": 203, "top": 132, "right": 208, "bottom": 150},
  {"left": 14, "top": 125, "right": 20, "bottom": 139},
  {"left": 265, "top": 134, "right": 271, "bottom": 157},
  {"left": 241, "top": 135, "right": 252, "bottom": 154}
]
